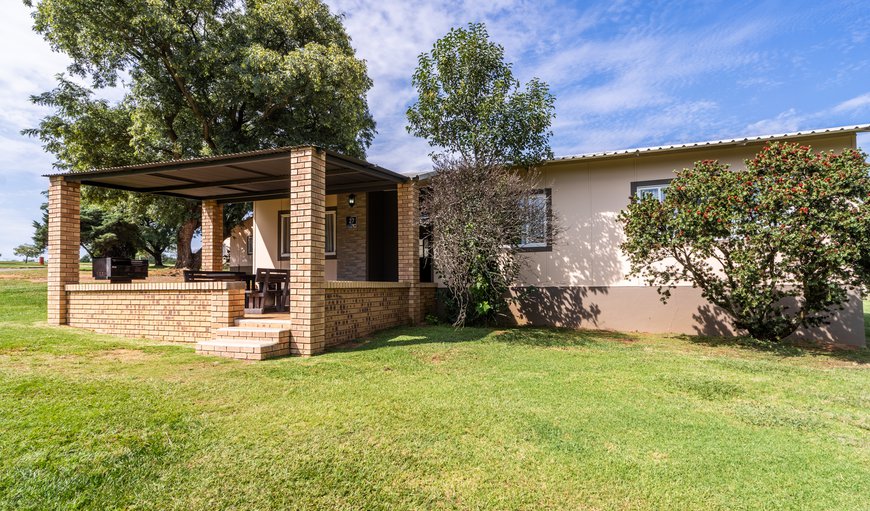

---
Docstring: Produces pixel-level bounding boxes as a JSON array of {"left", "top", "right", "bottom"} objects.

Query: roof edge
[{"left": 550, "top": 124, "right": 870, "bottom": 164}]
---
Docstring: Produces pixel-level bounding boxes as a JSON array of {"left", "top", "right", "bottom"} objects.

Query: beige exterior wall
[
  {"left": 254, "top": 194, "right": 368, "bottom": 281},
  {"left": 509, "top": 133, "right": 865, "bottom": 346},
  {"left": 522, "top": 133, "right": 857, "bottom": 287}
]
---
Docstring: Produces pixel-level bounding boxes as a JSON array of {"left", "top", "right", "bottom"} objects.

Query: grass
[
  {"left": 0, "top": 261, "right": 44, "bottom": 268},
  {"left": 0, "top": 279, "right": 868, "bottom": 510}
]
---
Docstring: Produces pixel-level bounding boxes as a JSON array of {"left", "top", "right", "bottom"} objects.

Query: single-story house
[{"left": 45, "top": 125, "right": 869, "bottom": 359}]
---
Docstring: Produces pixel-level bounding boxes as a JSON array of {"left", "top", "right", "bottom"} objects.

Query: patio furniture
[
  {"left": 183, "top": 270, "right": 248, "bottom": 283},
  {"left": 183, "top": 270, "right": 256, "bottom": 308},
  {"left": 245, "top": 268, "right": 290, "bottom": 314}
]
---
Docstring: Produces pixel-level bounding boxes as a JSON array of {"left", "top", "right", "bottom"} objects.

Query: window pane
[
  {"left": 636, "top": 185, "right": 668, "bottom": 203},
  {"left": 280, "top": 214, "right": 291, "bottom": 257},
  {"left": 521, "top": 192, "right": 548, "bottom": 246},
  {"left": 325, "top": 212, "right": 336, "bottom": 255}
]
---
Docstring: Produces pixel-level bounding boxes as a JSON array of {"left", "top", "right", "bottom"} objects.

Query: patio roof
[{"left": 45, "top": 147, "right": 409, "bottom": 203}]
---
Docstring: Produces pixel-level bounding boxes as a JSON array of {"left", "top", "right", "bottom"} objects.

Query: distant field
[{"left": 0, "top": 261, "right": 44, "bottom": 268}]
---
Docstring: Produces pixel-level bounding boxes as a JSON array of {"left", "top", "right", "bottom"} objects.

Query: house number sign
[{"left": 346, "top": 216, "right": 357, "bottom": 229}]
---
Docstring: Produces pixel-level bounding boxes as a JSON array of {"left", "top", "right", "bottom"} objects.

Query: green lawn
[{"left": 1, "top": 279, "right": 868, "bottom": 510}]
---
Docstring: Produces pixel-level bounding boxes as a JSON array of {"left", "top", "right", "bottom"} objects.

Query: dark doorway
[{"left": 367, "top": 190, "right": 398, "bottom": 281}]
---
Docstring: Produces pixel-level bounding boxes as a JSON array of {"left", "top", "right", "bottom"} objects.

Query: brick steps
[{"left": 196, "top": 318, "right": 292, "bottom": 361}]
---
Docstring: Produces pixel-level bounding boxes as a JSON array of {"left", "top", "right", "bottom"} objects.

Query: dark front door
[{"left": 367, "top": 190, "right": 398, "bottom": 281}]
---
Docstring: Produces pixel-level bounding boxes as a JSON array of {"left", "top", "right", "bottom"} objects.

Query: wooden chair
[
  {"left": 245, "top": 269, "right": 290, "bottom": 314},
  {"left": 183, "top": 270, "right": 256, "bottom": 308},
  {"left": 183, "top": 270, "right": 247, "bottom": 282}
]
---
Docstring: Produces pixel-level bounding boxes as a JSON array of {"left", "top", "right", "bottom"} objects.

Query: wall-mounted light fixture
[{"left": 348, "top": 193, "right": 356, "bottom": 208}]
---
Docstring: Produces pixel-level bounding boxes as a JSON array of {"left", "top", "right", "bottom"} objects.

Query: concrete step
[
  {"left": 214, "top": 326, "right": 289, "bottom": 340},
  {"left": 196, "top": 338, "right": 290, "bottom": 361},
  {"left": 235, "top": 318, "right": 293, "bottom": 329}
]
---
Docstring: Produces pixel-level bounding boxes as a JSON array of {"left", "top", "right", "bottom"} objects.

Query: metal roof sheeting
[{"left": 551, "top": 124, "right": 870, "bottom": 163}]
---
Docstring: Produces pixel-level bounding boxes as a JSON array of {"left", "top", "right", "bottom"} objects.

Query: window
[
  {"left": 246, "top": 234, "right": 253, "bottom": 256},
  {"left": 520, "top": 189, "right": 551, "bottom": 250},
  {"left": 278, "top": 211, "right": 291, "bottom": 259},
  {"left": 325, "top": 209, "right": 336, "bottom": 257},
  {"left": 631, "top": 179, "right": 671, "bottom": 203},
  {"left": 278, "top": 209, "right": 337, "bottom": 260}
]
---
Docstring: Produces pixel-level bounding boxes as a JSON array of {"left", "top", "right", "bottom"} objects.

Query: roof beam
[{"left": 137, "top": 173, "right": 291, "bottom": 193}]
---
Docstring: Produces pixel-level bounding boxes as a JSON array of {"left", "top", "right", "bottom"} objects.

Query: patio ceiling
[{"left": 45, "top": 147, "right": 408, "bottom": 203}]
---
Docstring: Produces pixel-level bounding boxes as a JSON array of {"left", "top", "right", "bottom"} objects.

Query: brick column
[
  {"left": 201, "top": 200, "right": 223, "bottom": 271},
  {"left": 47, "top": 176, "right": 80, "bottom": 325},
  {"left": 397, "top": 180, "right": 422, "bottom": 324},
  {"left": 288, "top": 147, "right": 326, "bottom": 356}
]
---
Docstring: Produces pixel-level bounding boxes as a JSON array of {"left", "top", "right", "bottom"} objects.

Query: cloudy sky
[{"left": 1, "top": 0, "right": 868, "bottom": 258}]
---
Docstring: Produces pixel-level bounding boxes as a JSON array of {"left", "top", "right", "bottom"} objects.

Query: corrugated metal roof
[{"left": 551, "top": 124, "right": 870, "bottom": 163}]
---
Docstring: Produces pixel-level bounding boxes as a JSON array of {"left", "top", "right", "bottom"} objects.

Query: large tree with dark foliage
[
  {"left": 24, "top": 0, "right": 376, "bottom": 267},
  {"left": 619, "top": 142, "right": 870, "bottom": 342}
]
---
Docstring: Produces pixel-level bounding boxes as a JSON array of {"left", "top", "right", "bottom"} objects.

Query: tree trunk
[
  {"left": 153, "top": 251, "right": 164, "bottom": 268},
  {"left": 175, "top": 218, "right": 199, "bottom": 269}
]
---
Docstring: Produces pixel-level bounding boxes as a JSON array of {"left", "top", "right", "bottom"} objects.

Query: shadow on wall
[
  {"left": 548, "top": 211, "right": 625, "bottom": 287},
  {"left": 694, "top": 293, "right": 865, "bottom": 348},
  {"left": 508, "top": 286, "right": 606, "bottom": 328},
  {"left": 511, "top": 212, "right": 626, "bottom": 328},
  {"left": 692, "top": 304, "right": 738, "bottom": 337}
]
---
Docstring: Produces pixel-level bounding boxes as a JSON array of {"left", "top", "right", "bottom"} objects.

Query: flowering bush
[{"left": 619, "top": 142, "right": 870, "bottom": 342}]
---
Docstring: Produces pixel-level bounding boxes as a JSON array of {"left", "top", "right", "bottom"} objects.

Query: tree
[
  {"left": 407, "top": 23, "right": 555, "bottom": 167},
  {"left": 619, "top": 142, "right": 870, "bottom": 342},
  {"left": 13, "top": 244, "right": 42, "bottom": 263},
  {"left": 80, "top": 205, "right": 141, "bottom": 258},
  {"left": 24, "top": 0, "right": 376, "bottom": 267},
  {"left": 423, "top": 160, "right": 551, "bottom": 326},
  {"left": 32, "top": 197, "right": 48, "bottom": 253},
  {"left": 407, "top": 24, "right": 557, "bottom": 326}
]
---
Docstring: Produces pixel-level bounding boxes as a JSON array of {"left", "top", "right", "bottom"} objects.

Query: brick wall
[
  {"left": 47, "top": 176, "right": 80, "bottom": 325},
  {"left": 324, "top": 282, "right": 411, "bottom": 347},
  {"left": 420, "top": 284, "right": 438, "bottom": 319},
  {"left": 66, "top": 282, "right": 245, "bottom": 343},
  {"left": 397, "top": 181, "right": 421, "bottom": 324},
  {"left": 336, "top": 192, "right": 367, "bottom": 280}
]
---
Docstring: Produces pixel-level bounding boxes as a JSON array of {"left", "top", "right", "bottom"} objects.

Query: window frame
[
  {"left": 246, "top": 234, "right": 253, "bottom": 256},
  {"left": 631, "top": 179, "right": 672, "bottom": 203},
  {"left": 278, "top": 210, "right": 292, "bottom": 260},
  {"left": 325, "top": 207, "right": 337, "bottom": 259},
  {"left": 518, "top": 188, "right": 553, "bottom": 252}
]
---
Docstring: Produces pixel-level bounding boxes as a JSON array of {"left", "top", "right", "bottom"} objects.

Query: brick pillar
[
  {"left": 288, "top": 147, "right": 326, "bottom": 356},
  {"left": 397, "top": 179, "right": 422, "bottom": 324},
  {"left": 47, "top": 176, "right": 80, "bottom": 325},
  {"left": 201, "top": 200, "right": 223, "bottom": 271}
]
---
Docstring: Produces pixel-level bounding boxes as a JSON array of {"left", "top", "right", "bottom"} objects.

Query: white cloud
[
  {"left": 745, "top": 109, "right": 806, "bottom": 135},
  {"left": 833, "top": 92, "right": 870, "bottom": 113}
]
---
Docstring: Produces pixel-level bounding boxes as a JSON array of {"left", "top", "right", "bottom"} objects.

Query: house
[
  {"left": 502, "top": 125, "right": 868, "bottom": 347},
  {"left": 44, "top": 126, "right": 868, "bottom": 359},
  {"left": 224, "top": 216, "right": 253, "bottom": 274}
]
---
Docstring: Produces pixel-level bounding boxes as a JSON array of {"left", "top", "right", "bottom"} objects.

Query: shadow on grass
[
  {"left": 331, "top": 325, "right": 639, "bottom": 353},
  {"left": 676, "top": 334, "right": 870, "bottom": 365}
]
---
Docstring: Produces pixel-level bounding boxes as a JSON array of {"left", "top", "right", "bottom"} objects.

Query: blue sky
[{"left": 0, "top": 0, "right": 868, "bottom": 259}]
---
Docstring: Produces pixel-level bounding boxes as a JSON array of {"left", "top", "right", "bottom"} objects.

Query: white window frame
[
  {"left": 519, "top": 189, "right": 550, "bottom": 249},
  {"left": 635, "top": 184, "right": 668, "bottom": 202},
  {"left": 325, "top": 209, "right": 336, "bottom": 257},
  {"left": 278, "top": 211, "right": 292, "bottom": 260}
]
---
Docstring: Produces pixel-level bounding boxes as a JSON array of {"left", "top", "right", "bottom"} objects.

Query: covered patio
[{"left": 46, "top": 146, "right": 435, "bottom": 357}]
